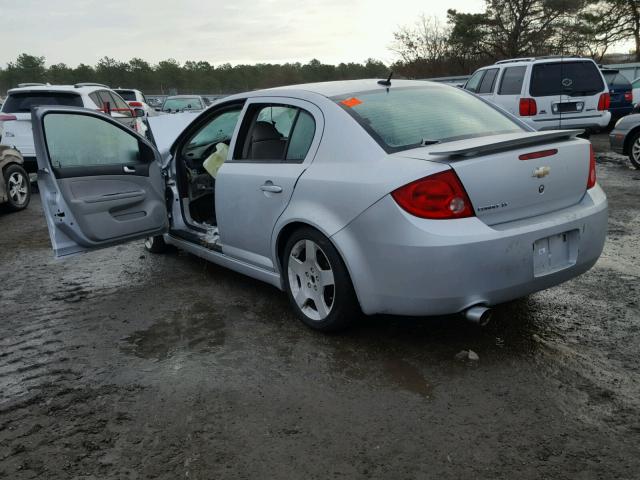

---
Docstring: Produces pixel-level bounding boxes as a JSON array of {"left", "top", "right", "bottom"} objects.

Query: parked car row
[
  {"left": 464, "top": 56, "right": 611, "bottom": 134},
  {"left": 0, "top": 83, "right": 145, "bottom": 173}
]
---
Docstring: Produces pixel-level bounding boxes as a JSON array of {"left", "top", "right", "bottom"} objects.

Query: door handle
[
  {"left": 260, "top": 183, "right": 283, "bottom": 193},
  {"left": 123, "top": 166, "right": 136, "bottom": 173}
]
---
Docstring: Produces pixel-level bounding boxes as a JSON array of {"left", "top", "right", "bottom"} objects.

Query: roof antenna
[{"left": 378, "top": 71, "right": 393, "bottom": 88}]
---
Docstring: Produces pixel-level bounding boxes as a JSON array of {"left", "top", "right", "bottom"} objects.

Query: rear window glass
[
  {"left": 3, "top": 92, "right": 83, "bottom": 113},
  {"left": 610, "top": 74, "right": 631, "bottom": 88},
  {"left": 530, "top": 61, "right": 604, "bottom": 97},
  {"left": 115, "top": 90, "right": 136, "bottom": 101},
  {"left": 334, "top": 86, "right": 523, "bottom": 153},
  {"left": 162, "top": 97, "right": 203, "bottom": 112},
  {"left": 498, "top": 66, "right": 527, "bottom": 95}
]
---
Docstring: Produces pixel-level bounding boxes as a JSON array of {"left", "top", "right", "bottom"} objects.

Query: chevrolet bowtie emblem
[{"left": 532, "top": 166, "right": 551, "bottom": 178}]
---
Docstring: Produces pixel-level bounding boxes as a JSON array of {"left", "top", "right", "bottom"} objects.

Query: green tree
[{"left": 6, "top": 53, "right": 46, "bottom": 85}]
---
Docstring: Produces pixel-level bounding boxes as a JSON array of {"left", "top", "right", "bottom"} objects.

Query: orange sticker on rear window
[{"left": 340, "top": 97, "right": 363, "bottom": 108}]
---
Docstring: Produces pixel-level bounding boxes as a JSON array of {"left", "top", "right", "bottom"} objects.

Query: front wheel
[
  {"left": 4, "top": 164, "right": 31, "bottom": 211},
  {"left": 283, "top": 227, "right": 360, "bottom": 332},
  {"left": 629, "top": 131, "right": 640, "bottom": 169}
]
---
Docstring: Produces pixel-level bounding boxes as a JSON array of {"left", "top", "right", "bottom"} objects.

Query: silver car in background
[
  {"left": 32, "top": 79, "right": 607, "bottom": 332},
  {"left": 609, "top": 113, "right": 640, "bottom": 169}
]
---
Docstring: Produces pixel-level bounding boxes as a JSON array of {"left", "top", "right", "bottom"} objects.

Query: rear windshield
[
  {"left": 2, "top": 92, "right": 83, "bottom": 113},
  {"left": 115, "top": 90, "right": 136, "bottom": 101},
  {"left": 530, "top": 61, "right": 604, "bottom": 97},
  {"left": 162, "top": 97, "right": 203, "bottom": 111},
  {"left": 334, "top": 86, "right": 523, "bottom": 153},
  {"left": 603, "top": 72, "right": 631, "bottom": 88}
]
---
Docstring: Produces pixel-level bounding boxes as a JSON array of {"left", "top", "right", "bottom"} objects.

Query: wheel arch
[
  {"left": 275, "top": 220, "right": 332, "bottom": 273},
  {"left": 273, "top": 220, "right": 365, "bottom": 312}
]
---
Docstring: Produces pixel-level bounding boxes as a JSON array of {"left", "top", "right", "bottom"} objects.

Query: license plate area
[
  {"left": 552, "top": 102, "right": 583, "bottom": 114},
  {"left": 533, "top": 230, "right": 579, "bottom": 277}
]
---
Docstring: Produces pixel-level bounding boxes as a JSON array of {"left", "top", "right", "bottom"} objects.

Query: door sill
[{"left": 171, "top": 227, "right": 222, "bottom": 252}]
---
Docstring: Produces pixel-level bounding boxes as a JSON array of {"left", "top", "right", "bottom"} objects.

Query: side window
[
  {"left": 633, "top": 79, "right": 640, "bottom": 88},
  {"left": 478, "top": 68, "right": 499, "bottom": 94},
  {"left": 465, "top": 71, "right": 485, "bottom": 93},
  {"left": 498, "top": 66, "right": 527, "bottom": 95},
  {"left": 44, "top": 113, "right": 145, "bottom": 168},
  {"left": 286, "top": 111, "right": 316, "bottom": 161},
  {"left": 109, "top": 92, "right": 132, "bottom": 117},
  {"left": 188, "top": 107, "right": 243, "bottom": 148},
  {"left": 238, "top": 105, "right": 297, "bottom": 161},
  {"left": 97, "top": 91, "right": 113, "bottom": 111},
  {"left": 89, "top": 92, "right": 102, "bottom": 109}
]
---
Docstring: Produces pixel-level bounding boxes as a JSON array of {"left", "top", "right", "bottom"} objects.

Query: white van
[{"left": 464, "top": 56, "right": 611, "bottom": 133}]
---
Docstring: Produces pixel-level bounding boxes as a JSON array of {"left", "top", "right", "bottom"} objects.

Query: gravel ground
[{"left": 1, "top": 134, "right": 639, "bottom": 479}]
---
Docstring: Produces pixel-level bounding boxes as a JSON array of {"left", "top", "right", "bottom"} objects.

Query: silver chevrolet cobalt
[{"left": 32, "top": 79, "right": 607, "bottom": 331}]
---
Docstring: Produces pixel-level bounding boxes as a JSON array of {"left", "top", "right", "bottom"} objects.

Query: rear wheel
[
  {"left": 4, "top": 164, "right": 31, "bottom": 211},
  {"left": 144, "top": 235, "right": 168, "bottom": 253},
  {"left": 629, "top": 131, "right": 640, "bottom": 169},
  {"left": 283, "top": 227, "right": 360, "bottom": 332}
]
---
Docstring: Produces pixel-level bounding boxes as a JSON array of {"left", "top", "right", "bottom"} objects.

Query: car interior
[
  {"left": 177, "top": 106, "right": 243, "bottom": 231},
  {"left": 175, "top": 102, "right": 310, "bottom": 248}
]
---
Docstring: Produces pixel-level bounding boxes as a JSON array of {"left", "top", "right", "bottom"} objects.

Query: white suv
[
  {"left": 464, "top": 56, "right": 611, "bottom": 133},
  {"left": 0, "top": 83, "right": 140, "bottom": 172}
]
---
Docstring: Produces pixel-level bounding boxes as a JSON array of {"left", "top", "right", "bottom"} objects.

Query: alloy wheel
[
  {"left": 633, "top": 138, "right": 640, "bottom": 163},
  {"left": 287, "top": 239, "right": 335, "bottom": 321},
  {"left": 8, "top": 171, "right": 28, "bottom": 205}
]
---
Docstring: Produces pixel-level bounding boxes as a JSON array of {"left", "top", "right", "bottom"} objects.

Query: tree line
[
  {"left": 0, "top": 55, "right": 389, "bottom": 95},
  {"left": 392, "top": 0, "right": 640, "bottom": 78}
]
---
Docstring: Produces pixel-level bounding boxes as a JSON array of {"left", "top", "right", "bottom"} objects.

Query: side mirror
[{"left": 134, "top": 108, "right": 145, "bottom": 118}]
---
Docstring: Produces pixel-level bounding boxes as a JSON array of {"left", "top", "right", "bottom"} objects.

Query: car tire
[
  {"left": 144, "top": 235, "right": 168, "bottom": 253},
  {"left": 4, "top": 164, "right": 31, "bottom": 211},
  {"left": 628, "top": 131, "right": 640, "bottom": 169},
  {"left": 283, "top": 227, "right": 360, "bottom": 332}
]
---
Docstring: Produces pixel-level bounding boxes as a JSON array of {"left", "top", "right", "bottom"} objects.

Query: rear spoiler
[{"left": 429, "top": 130, "right": 584, "bottom": 158}]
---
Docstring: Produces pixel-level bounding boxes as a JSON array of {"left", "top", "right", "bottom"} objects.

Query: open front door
[{"left": 32, "top": 106, "right": 168, "bottom": 257}]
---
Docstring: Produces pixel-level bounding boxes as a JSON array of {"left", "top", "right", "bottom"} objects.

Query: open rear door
[{"left": 32, "top": 106, "right": 168, "bottom": 257}]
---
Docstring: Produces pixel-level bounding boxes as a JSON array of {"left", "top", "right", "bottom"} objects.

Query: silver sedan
[{"left": 32, "top": 79, "right": 607, "bottom": 331}]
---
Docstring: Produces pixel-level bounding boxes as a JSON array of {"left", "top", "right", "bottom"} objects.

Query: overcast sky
[{"left": 0, "top": 0, "right": 484, "bottom": 67}]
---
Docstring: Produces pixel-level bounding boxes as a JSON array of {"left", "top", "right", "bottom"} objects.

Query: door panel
[
  {"left": 32, "top": 107, "right": 168, "bottom": 257},
  {"left": 216, "top": 98, "right": 324, "bottom": 270}
]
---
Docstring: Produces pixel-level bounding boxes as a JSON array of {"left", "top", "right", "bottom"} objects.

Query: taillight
[
  {"left": 624, "top": 91, "right": 633, "bottom": 103},
  {"left": 519, "top": 98, "right": 537, "bottom": 116},
  {"left": 128, "top": 101, "right": 143, "bottom": 107},
  {"left": 0, "top": 114, "right": 17, "bottom": 122},
  {"left": 597, "top": 93, "right": 611, "bottom": 111},
  {"left": 587, "top": 144, "right": 596, "bottom": 189},
  {"left": 391, "top": 170, "right": 474, "bottom": 219}
]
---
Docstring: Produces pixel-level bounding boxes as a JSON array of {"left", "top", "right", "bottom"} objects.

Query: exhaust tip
[{"left": 464, "top": 305, "right": 492, "bottom": 326}]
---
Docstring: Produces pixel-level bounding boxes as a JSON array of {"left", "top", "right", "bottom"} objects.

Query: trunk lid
[{"left": 395, "top": 131, "right": 590, "bottom": 226}]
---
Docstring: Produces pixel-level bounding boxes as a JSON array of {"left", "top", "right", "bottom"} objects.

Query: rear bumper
[
  {"left": 527, "top": 112, "right": 611, "bottom": 132},
  {"left": 332, "top": 187, "right": 608, "bottom": 316}
]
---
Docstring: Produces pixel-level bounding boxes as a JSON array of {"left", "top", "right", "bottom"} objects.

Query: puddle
[{"left": 121, "top": 303, "right": 227, "bottom": 360}]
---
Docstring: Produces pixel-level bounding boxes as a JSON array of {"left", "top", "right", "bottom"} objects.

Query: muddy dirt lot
[{"left": 1, "top": 134, "right": 639, "bottom": 479}]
